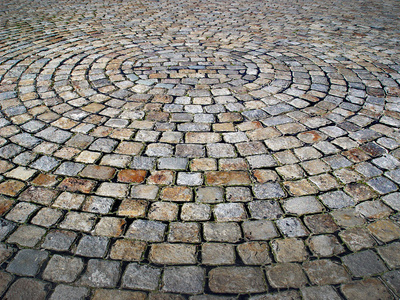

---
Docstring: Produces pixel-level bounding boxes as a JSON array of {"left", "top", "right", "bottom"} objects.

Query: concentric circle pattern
[{"left": 0, "top": 0, "right": 400, "bottom": 298}]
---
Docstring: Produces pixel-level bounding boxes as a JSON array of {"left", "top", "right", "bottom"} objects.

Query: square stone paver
[{"left": 342, "top": 250, "right": 387, "bottom": 277}]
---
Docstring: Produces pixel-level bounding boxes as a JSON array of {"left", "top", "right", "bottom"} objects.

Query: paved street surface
[{"left": 0, "top": 0, "right": 399, "bottom": 298}]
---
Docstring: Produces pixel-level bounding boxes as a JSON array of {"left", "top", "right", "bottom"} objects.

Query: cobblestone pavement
[{"left": 0, "top": 0, "right": 399, "bottom": 298}]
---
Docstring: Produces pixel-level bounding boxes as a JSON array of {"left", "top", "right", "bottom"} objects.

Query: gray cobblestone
[
  {"left": 49, "top": 285, "right": 90, "bottom": 300},
  {"left": 122, "top": 263, "right": 161, "bottom": 291},
  {"left": 75, "top": 235, "right": 109, "bottom": 257},
  {"left": 7, "top": 249, "right": 49, "bottom": 276},
  {"left": 43, "top": 255, "right": 84, "bottom": 282},
  {"left": 79, "top": 259, "right": 121, "bottom": 288}
]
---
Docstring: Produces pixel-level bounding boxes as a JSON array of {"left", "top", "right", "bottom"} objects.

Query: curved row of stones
[{"left": 0, "top": 0, "right": 400, "bottom": 299}]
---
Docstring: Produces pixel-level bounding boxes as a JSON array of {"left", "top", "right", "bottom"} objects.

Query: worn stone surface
[
  {"left": 43, "top": 255, "right": 84, "bottom": 283},
  {"left": 121, "top": 263, "right": 161, "bottom": 291},
  {"left": 382, "top": 270, "right": 400, "bottom": 296},
  {"left": 7, "top": 249, "right": 49, "bottom": 276},
  {"left": 0, "top": 0, "right": 400, "bottom": 297},
  {"left": 4, "top": 278, "right": 50, "bottom": 300},
  {"left": 271, "top": 238, "right": 308, "bottom": 263},
  {"left": 126, "top": 220, "right": 167, "bottom": 242},
  {"left": 367, "top": 219, "right": 400, "bottom": 242},
  {"left": 266, "top": 263, "right": 308, "bottom": 288},
  {"left": 300, "top": 286, "right": 342, "bottom": 300},
  {"left": 249, "top": 290, "right": 301, "bottom": 300},
  {"left": 303, "top": 260, "right": 350, "bottom": 285},
  {"left": 162, "top": 266, "right": 205, "bottom": 294},
  {"left": 209, "top": 267, "right": 267, "bottom": 293},
  {"left": 49, "top": 285, "right": 90, "bottom": 300},
  {"left": 242, "top": 220, "right": 279, "bottom": 241},
  {"left": 307, "top": 234, "right": 345, "bottom": 257},
  {"left": 75, "top": 235, "right": 109, "bottom": 257},
  {"left": 202, "top": 243, "right": 236, "bottom": 265},
  {"left": 203, "top": 222, "right": 242, "bottom": 242},
  {"left": 79, "top": 259, "right": 120, "bottom": 288},
  {"left": 41, "top": 230, "right": 77, "bottom": 251},
  {"left": 149, "top": 243, "right": 196, "bottom": 265},
  {"left": 7, "top": 225, "right": 46, "bottom": 247},
  {"left": 377, "top": 242, "right": 400, "bottom": 268},
  {"left": 92, "top": 289, "right": 147, "bottom": 300},
  {"left": 109, "top": 239, "right": 146, "bottom": 261},
  {"left": 342, "top": 250, "right": 387, "bottom": 277},
  {"left": 341, "top": 278, "right": 393, "bottom": 300}
]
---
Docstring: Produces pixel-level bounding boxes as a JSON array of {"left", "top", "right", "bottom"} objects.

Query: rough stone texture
[
  {"left": 253, "top": 183, "right": 285, "bottom": 199},
  {"left": 202, "top": 243, "right": 236, "bottom": 265},
  {"left": 43, "top": 255, "right": 84, "bottom": 283},
  {"left": 4, "top": 278, "right": 50, "bottom": 300},
  {"left": 339, "top": 227, "right": 376, "bottom": 252},
  {"left": 303, "top": 260, "right": 350, "bottom": 285},
  {"left": 149, "top": 243, "right": 197, "bottom": 265},
  {"left": 6, "top": 249, "right": 49, "bottom": 276},
  {"left": 276, "top": 217, "right": 309, "bottom": 237},
  {"left": 341, "top": 278, "right": 393, "bottom": 300},
  {"left": 283, "top": 196, "right": 323, "bottom": 215},
  {"left": 271, "top": 238, "right": 308, "bottom": 263},
  {"left": 248, "top": 200, "right": 283, "bottom": 220},
  {"left": 0, "top": 244, "right": 15, "bottom": 264},
  {"left": 367, "top": 219, "right": 400, "bottom": 242},
  {"left": 242, "top": 220, "right": 279, "bottom": 241},
  {"left": 0, "top": 0, "right": 400, "bottom": 297},
  {"left": 92, "top": 289, "right": 147, "bottom": 300},
  {"left": 162, "top": 266, "right": 205, "bottom": 294},
  {"left": 41, "top": 230, "right": 77, "bottom": 251},
  {"left": 75, "top": 235, "right": 109, "bottom": 257},
  {"left": 213, "top": 203, "right": 247, "bottom": 221},
  {"left": 181, "top": 203, "right": 211, "bottom": 221},
  {"left": 300, "top": 286, "right": 342, "bottom": 300},
  {"left": 79, "top": 259, "right": 121, "bottom": 288},
  {"left": 118, "top": 199, "right": 148, "bottom": 218},
  {"left": 209, "top": 267, "right": 267, "bottom": 293},
  {"left": 49, "top": 285, "right": 90, "bottom": 300},
  {"left": 109, "top": 239, "right": 146, "bottom": 261},
  {"left": 266, "top": 263, "right": 308, "bottom": 288},
  {"left": 342, "top": 250, "right": 387, "bottom": 277},
  {"left": 307, "top": 234, "right": 345, "bottom": 257},
  {"left": 168, "top": 222, "right": 201, "bottom": 243},
  {"left": 203, "top": 222, "right": 242, "bottom": 242},
  {"left": 377, "top": 242, "right": 400, "bottom": 268},
  {"left": 382, "top": 270, "right": 400, "bottom": 296},
  {"left": 249, "top": 290, "right": 301, "bottom": 300},
  {"left": 122, "top": 263, "right": 161, "bottom": 291},
  {"left": 7, "top": 225, "right": 46, "bottom": 247},
  {"left": 126, "top": 220, "right": 167, "bottom": 242}
]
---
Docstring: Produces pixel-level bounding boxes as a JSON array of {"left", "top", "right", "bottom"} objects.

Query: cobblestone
[
  {"left": 7, "top": 225, "right": 46, "bottom": 247},
  {"left": 342, "top": 250, "right": 387, "bottom": 277},
  {"left": 43, "top": 255, "right": 84, "bottom": 283},
  {"left": 303, "top": 260, "right": 350, "bottom": 285},
  {"left": 79, "top": 259, "right": 121, "bottom": 288},
  {"left": 266, "top": 263, "right": 307, "bottom": 288},
  {"left": 49, "top": 285, "right": 90, "bottom": 300},
  {"left": 0, "top": 0, "right": 399, "bottom": 297},
  {"left": 7, "top": 249, "right": 49, "bottom": 276},
  {"left": 209, "top": 267, "right": 266, "bottom": 293},
  {"left": 382, "top": 270, "right": 400, "bottom": 297},
  {"left": 341, "top": 278, "right": 393, "bottom": 300},
  {"left": 41, "top": 230, "right": 77, "bottom": 251},
  {"left": 4, "top": 278, "right": 49, "bottom": 300},
  {"left": 121, "top": 263, "right": 161, "bottom": 291},
  {"left": 162, "top": 266, "right": 205, "bottom": 294},
  {"left": 76, "top": 235, "right": 109, "bottom": 257}
]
